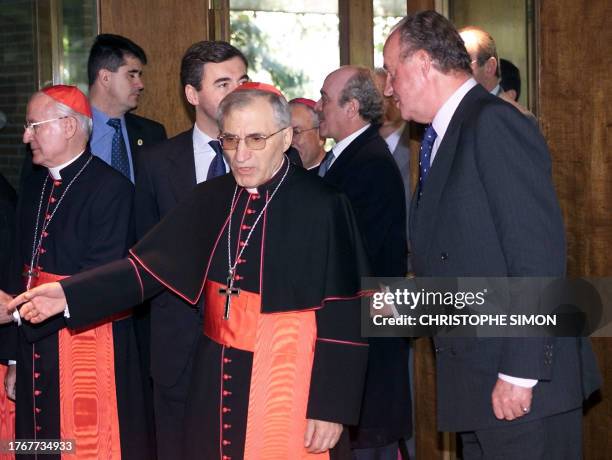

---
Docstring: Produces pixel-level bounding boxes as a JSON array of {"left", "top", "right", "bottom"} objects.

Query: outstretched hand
[
  {"left": 0, "top": 290, "right": 14, "bottom": 324},
  {"left": 7, "top": 282, "right": 67, "bottom": 323}
]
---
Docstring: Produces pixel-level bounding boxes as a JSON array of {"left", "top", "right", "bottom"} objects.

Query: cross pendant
[{"left": 219, "top": 271, "right": 240, "bottom": 320}]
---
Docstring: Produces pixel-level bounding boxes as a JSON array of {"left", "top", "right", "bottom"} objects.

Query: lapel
[
  {"left": 325, "top": 124, "right": 379, "bottom": 181},
  {"left": 410, "top": 86, "right": 482, "bottom": 262},
  {"left": 125, "top": 113, "right": 145, "bottom": 176},
  {"left": 167, "top": 129, "right": 197, "bottom": 202}
]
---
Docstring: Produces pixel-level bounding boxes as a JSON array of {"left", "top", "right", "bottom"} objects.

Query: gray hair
[
  {"left": 338, "top": 67, "right": 383, "bottom": 124},
  {"left": 288, "top": 100, "right": 320, "bottom": 127},
  {"left": 54, "top": 100, "right": 93, "bottom": 137},
  {"left": 217, "top": 89, "right": 291, "bottom": 131}
]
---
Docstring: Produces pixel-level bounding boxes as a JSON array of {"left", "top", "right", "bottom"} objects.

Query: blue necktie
[
  {"left": 207, "top": 140, "right": 226, "bottom": 180},
  {"left": 418, "top": 124, "right": 437, "bottom": 197},
  {"left": 318, "top": 149, "right": 334, "bottom": 177},
  {"left": 107, "top": 118, "right": 131, "bottom": 180}
]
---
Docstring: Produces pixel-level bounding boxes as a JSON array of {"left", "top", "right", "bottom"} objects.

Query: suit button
[{"left": 440, "top": 252, "right": 448, "bottom": 261}]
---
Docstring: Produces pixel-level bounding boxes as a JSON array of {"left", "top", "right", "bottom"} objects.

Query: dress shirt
[
  {"left": 327, "top": 123, "right": 371, "bottom": 168},
  {"left": 193, "top": 124, "right": 228, "bottom": 184},
  {"left": 90, "top": 107, "right": 135, "bottom": 182},
  {"left": 384, "top": 124, "right": 404, "bottom": 153}
]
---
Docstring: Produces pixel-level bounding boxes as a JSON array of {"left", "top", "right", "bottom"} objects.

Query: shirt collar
[
  {"left": 332, "top": 123, "right": 371, "bottom": 158},
  {"left": 384, "top": 124, "right": 405, "bottom": 153},
  {"left": 491, "top": 84, "right": 501, "bottom": 96},
  {"left": 48, "top": 149, "right": 86, "bottom": 180},
  {"left": 193, "top": 123, "right": 216, "bottom": 152},
  {"left": 92, "top": 106, "right": 124, "bottom": 130},
  {"left": 432, "top": 78, "right": 478, "bottom": 143}
]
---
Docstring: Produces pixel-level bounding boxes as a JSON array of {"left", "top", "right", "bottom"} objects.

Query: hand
[
  {"left": 491, "top": 378, "right": 533, "bottom": 421},
  {"left": 0, "top": 290, "right": 14, "bottom": 324},
  {"left": 4, "top": 364, "right": 16, "bottom": 401},
  {"left": 7, "top": 282, "right": 67, "bottom": 323},
  {"left": 304, "top": 419, "right": 343, "bottom": 453}
]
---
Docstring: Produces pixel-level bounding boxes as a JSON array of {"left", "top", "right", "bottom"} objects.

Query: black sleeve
[
  {"left": 0, "top": 323, "right": 17, "bottom": 361},
  {"left": 61, "top": 258, "right": 164, "bottom": 330},
  {"left": 133, "top": 149, "right": 160, "bottom": 239},
  {"left": 306, "top": 193, "right": 370, "bottom": 425},
  {"left": 306, "top": 298, "right": 369, "bottom": 425}
]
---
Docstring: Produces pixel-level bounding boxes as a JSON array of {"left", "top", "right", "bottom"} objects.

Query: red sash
[
  {"left": 205, "top": 280, "right": 329, "bottom": 460},
  {"left": 28, "top": 269, "right": 122, "bottom": 460},
  {"left": 0, "top": 365, "right": 15, "bottom": 460}
]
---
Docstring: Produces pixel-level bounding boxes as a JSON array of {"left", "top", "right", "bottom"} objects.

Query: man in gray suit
[{"left": 384, "top": 11, "right": 600, "bottom": 459}]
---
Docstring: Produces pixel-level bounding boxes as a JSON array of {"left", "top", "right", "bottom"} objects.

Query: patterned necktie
[
  {"left": 318, "top": 149, "right": 334, "bottom": 177},
  {"left": 418, "top": 124, "right": 437, "bottom": 197},
  {"left": 106, "top": 118, "right": 131, "bottom": 180},
  {"left": 207, "top": 140, "right": 226, "bottom": 180}
]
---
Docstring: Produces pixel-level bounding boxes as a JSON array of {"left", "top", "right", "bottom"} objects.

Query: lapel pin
[{"left": 137, "top": 139, "right": 143, "bottom": 146}]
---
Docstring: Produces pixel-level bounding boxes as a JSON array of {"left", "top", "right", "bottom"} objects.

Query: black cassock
[
  {"left": 6, "top": 151, "right": 151, "bottom": 460},
  {"left": 61, "top": 159, "right": 370, "bottom": 459}
]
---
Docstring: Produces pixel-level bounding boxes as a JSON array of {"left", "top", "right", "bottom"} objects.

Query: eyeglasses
[
  {"left": 24, "top": 116, "right": 68, "bottom": 133},
  {"left": 292, "top": 126, "right": 318, "bottom": 136},
  {"left": 219, "top": 127, "right": 287, "bottom": 150}
]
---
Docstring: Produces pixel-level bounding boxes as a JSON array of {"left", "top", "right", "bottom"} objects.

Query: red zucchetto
[{"left": 41, "top": 85, "right": 92, "bottom": 118}]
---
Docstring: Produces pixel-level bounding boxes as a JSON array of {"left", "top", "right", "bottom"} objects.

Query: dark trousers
[
  {"left": 153, "top": 355, "right": 195, "bottom": 460},
  {"left": 459, "top": 408, "right": 582, "bottom": 460},
  {"left": 352, "top": 442, "right": 401, "bottom": 460}
]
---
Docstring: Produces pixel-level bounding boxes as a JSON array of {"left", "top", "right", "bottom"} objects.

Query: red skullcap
[
  {"left": 235, "top": 81, "right": 284, "bottom": 97},
  {"left": 289, "top": 98, "right": 317, "bottom": 110},
  {"left": 41, "top": 85, "right": 92, "bottom": 118}
]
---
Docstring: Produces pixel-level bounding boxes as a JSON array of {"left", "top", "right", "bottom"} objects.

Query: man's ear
[
  {"left": 345, "top": 98, "right": 360, "bottom": 120},
  {"left": 184, "top": 84, "right": 199, "bottom": 107},
  {"left": 485, "top": 57, "right": 498, "bottom": 78},
  {"left": 62, "top": 116, "right": 78, "bottom": 139},
  {"left": 98, "top": 69, "right": 113, "bottom": 88},
  {"left": 281, "top": 126, "right": 293, "bottom": 152}
]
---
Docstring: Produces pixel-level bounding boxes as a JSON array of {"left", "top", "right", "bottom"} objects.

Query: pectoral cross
[
  {"left": 219, "top": 270, "right": 240, "bottom": 320},
  {"left": 23, "top": 267, "right": 40, "bottom": 290}
]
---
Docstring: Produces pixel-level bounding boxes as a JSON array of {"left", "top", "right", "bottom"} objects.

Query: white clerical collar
[
  {"left": 48, "top": 149, "right": 86, "bottom": 180},
  {"left": 432, "top": 78, "right": 477, "bottom": 146},
  {"left": 246, "top": 156, "right": 286, "bottom": 194},
  {"left": 331, "top": 123, "right": 370, "bottom": 164}
]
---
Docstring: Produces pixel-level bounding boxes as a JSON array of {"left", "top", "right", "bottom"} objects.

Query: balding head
[
  {"left": 315, "top": 65, "right": 383, "bottom": 142},
  {"left": 459, "top": 26, "right": 500, "bottom": 92}
]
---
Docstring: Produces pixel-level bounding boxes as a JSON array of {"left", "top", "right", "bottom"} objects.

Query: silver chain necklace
[
  {"left": 26, "top": 156, "right": 92, "bottom": 289},
  {"left": 219, "top": 157, "right": 290, "bottom": 320}
]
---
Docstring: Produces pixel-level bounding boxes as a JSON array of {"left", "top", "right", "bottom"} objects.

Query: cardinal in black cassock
[
  {"left": 3, "top": 85, "right": 151, "bottom": 460},
  {"left": 13, "top": 87, "right": 372, "bottom": 460}
]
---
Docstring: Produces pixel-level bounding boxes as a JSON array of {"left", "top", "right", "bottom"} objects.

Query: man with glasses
[
  {"left": 10, "top": 85, "right": 370, "bottom": 459},
  {"left": 133, "top": 40, "right": 249, "bottom": 460},
  {"left": 289, "top": 98, "right": 326, "bottom": 170},
  {"left": 0, "top": 85, "right": 151, "bottom": 459}
]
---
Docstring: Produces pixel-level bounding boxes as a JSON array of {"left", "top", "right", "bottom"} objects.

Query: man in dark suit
[
  {"left": 87, "top": 33, "right": 167, "bottom": 454},
  {"left": 315, "top": 66, "right": 411, "bottom": 459},
  {"left": 134, "top": 40, "right": 248, "bottom": 460},
  {"left": 88, "top": 34, "right": 167, "bottom": 182},
  {"left": 383, "top": 11, "right": 601, "bottom": 458}
]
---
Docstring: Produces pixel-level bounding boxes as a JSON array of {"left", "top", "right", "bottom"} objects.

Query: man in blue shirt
[{"left": 88, "top": 34, "right": 166, "bottom": 182}]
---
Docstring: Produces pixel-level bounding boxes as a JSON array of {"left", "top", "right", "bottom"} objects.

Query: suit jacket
[
  {"left": 320, "top": 124, "right": 411, "bottom": 447},
  {"left": 134, "top": 129, "right": 202, "bottom": 387},
  {"left": 125, "top": 112, "right": 167, "bottom": 180},
  {"left": 410, "top": 84, "right": 601, "bottom": 431}
]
